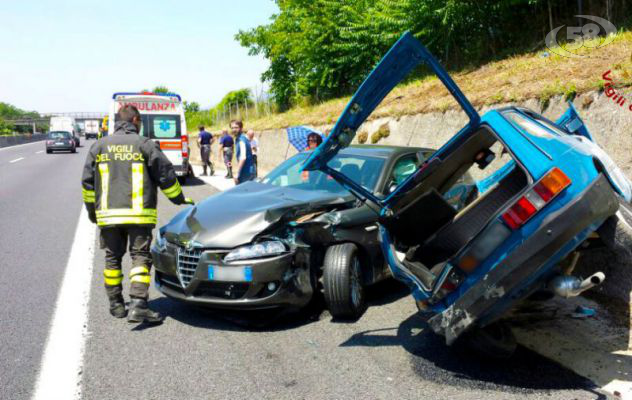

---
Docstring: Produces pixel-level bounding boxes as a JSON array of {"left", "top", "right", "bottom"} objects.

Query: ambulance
[{"left": 108, "top": 92, "right": 192, "bottom": 182}]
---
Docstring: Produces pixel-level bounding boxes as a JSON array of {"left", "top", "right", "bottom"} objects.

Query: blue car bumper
[{"left": 427, "top": 174, "right": 620, "bottom": 344}]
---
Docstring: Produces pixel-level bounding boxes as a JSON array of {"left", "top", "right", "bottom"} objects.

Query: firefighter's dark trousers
[{"left": 100, "top": 226, "right": 153, "bottom": 300}]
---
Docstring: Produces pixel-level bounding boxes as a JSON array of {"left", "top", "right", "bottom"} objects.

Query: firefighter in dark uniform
[{"left": 81, "top": 105, "right": 194, "bottom": 323}]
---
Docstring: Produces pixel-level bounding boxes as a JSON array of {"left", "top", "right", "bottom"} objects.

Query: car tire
[
  {"left": 323, "top": 243, "right": 367, "bottom": 320},
  {"left": 460, "top": 321, "right": 517, "bottom": 359},
  {"left": 46, "top": 149, "right": 52, "bottom": 154},
  {"left": 71, "top": 147, "right": 76, "bottom": 153},
  {"left": 598, "top": 200, "right": 632, "bottom": 261}
]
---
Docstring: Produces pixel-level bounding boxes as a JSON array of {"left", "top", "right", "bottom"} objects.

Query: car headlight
[
  {"left": 155, "top": 229, "right": 167, "bottom": 251},
  {"left": 224, "top": 241, "right": 286, "bottom": 262}
]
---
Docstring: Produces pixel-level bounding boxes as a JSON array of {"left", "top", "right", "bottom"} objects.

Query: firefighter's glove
[{"left": 184, "top": 197, "right": 195, "bottom": 206}]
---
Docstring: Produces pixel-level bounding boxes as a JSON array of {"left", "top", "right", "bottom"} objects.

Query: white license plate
[
  {"left": 56, "top": 142, "right": 64, "bottom": 145},
  {"left": 208, "top": 266, "right": 252, "bottom": 282}
]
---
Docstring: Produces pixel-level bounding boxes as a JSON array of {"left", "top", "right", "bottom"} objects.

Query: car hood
[{"left": 162, "top": 181, "right": 353, "bottom": 249}]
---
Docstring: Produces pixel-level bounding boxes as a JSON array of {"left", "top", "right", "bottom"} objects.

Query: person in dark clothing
[
  {"left": 218, "top": 129, "right": 234, "bottom": 178},
  {"left": 231, "top": 119, "right": 255, "bottom": 184},
  {"left": 197, "top": 125, "right": 214, "bottom": 176},
  {"left": 81, "top": 105, "right": 194, "bottom": 324}
]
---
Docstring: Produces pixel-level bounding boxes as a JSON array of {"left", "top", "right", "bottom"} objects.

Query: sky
[{"left": 0, "top": 0, "right": 278, "bottom": 113}]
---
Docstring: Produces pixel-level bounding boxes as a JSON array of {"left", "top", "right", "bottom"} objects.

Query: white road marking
[
  {"left": 31, "top": 210, "right": 96, "bottom": 400},
  {"left": 10, "top": 157, "right": 24, "bottom": 163},
  {"left": 36, "top": 150, "right": 44, "bottom": 154}
]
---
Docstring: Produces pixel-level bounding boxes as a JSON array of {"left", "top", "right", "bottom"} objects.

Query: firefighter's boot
[
  {"left": 127, "top": 298, "right": 164, "bottom": 324},
  {"left": 108, "top": 293, "right": 127, "bottom": 318},
  {"left": 104, "top": 269, "right": 126, "bottom": 318}
]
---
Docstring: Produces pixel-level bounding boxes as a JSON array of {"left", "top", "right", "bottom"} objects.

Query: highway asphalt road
[{"left": 0, "top": 140, "right": 609, "bottom": 399}]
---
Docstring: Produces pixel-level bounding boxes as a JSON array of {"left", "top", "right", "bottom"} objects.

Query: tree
[
  {"left": 152, "top": 86, "right": 171, "bottom": 94},
  {"left": 237, "top": 0, "right": 625, "bottom": 109},
  {"left": 0, "top": 118, "right": 14, "bottom": 135},
  {"left": 0, "top": 102, "right": 40, "bottom": 134},
  {"left": 183, "top": 101, "right": 200, "bottom": 114},
  {"left": 216, "top": 88, "right": 252, "bottom": 110}
]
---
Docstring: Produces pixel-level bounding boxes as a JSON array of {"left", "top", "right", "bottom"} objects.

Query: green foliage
[
  {"left": 215, "top": 88, "right": 253, "bottom": 111},
  {"left": 0, "top": 102, "right": 38, "bottom": 120},
  {"left": 370, "top": 123, "right": 390, "bottom": 144},
  {"left": 152, "top": 86, "right": 171, "bottom": 94},
  {"left": 184, "top": 88, "right": 254, "bottom": 132},
  {"left": 0, "top": 102, "right": 41, "bottom": 134},
  {"left": 0, "top": 117, "right": 14, "bottom": 134},
  {"left": 357, "top": 130, "right": 368, "bottom": 144},
  {"left": 564, "top": 83, "right": 577, "bottom": 101},
  {"left": 237, "top": 0, "right": 628, "bottom": 110},
  {"left": 183, "top": 101, "right": 200, "bottom": 114}
]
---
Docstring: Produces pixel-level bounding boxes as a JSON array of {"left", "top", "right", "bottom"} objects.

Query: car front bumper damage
[{"left": 151, "top": 244, "right": 314, "bottom": 310}]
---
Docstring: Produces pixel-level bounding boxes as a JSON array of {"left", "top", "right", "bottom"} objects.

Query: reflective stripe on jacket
[{"left": 81, "top": 121, "right": 185, "bottom": 227}]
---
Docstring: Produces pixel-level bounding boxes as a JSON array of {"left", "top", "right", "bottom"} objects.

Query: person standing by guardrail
[
  {"left": 218, "top": 129, "right": 234, "bottom": 179},
  {"left": 81, "top": 104, "right": 194, "bottom": 324},
  {"left": 246, "top": 129, "right": 258, "bottom": 177},
  {"left": 196, "top": 125, "right": 214, "bottom": 176}
]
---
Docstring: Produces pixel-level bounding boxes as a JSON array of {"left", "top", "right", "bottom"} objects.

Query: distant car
[
  {"left": 49, "top": 116, "right": 80, "bottom": 147},
  {"left": 303, "top": 32, "right": 632, "bottom": 357},
  {"left": 46, "top": 131, "right": 76, "bottom": 153},
  {"left": 152, "top": 145, "right": 434, "bottom": 318}
]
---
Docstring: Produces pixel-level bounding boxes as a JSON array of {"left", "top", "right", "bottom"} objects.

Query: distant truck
[
  {"left": 49, "top": 116, "right": 80, "bottom": 147},
  {"left": 84, "top": 120, "right": 99, "bottom": 140}
]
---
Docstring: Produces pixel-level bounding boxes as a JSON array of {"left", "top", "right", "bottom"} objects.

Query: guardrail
[{"left": 0, "top": 133, "right": 48, "bottom": 148}]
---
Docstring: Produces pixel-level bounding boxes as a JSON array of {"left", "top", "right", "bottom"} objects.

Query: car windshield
[
  {"left": 48, "top": 131, "right": 71, "bottom": 139},
  {"left": 262, "top": 152, "right": 385, "bottom": 195}
]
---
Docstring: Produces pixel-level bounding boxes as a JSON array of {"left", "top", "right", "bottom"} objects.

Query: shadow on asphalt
[
  {"left": 339, "top": 312, "right": 606, "bottom": 395},
  {"left": 180, "top": 175, "right": 207, "bottom": 187},
  {"left": 147, "top": 295, "right": 324, "bottom": 332},
  {"left": 148, "top": 278, "right": 411, "bottom": 331}
]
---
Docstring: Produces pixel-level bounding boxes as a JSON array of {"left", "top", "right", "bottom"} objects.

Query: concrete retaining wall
[
  {"left": 0, "top": 133, "right": 47, "bottom": 148},
  {"left": 190, "top": 91, "right": 632, "bottom": 306},
  {"left": 193, "top": 91, "right": 632, "bottom": 178}
]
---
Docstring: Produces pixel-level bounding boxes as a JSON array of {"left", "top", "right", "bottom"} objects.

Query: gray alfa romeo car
[{"left": 151, "top": 145, "right": 434, "bottom": 319}]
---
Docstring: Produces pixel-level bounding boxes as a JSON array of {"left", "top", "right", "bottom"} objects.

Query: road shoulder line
[{"left": 31, "top": 210, "right": 96, "bottom": 400}]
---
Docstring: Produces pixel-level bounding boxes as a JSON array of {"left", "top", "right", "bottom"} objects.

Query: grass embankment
[{"left": 193, "top": 31, "right": 632, "bottom": 133}]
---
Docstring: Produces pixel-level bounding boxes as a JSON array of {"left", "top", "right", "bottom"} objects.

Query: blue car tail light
[
  {"left": 456, "top": 167, "right": 571, "bottom": 273},
  {"left": 502, "top": 167, "right": 571, "bottom": 230}
]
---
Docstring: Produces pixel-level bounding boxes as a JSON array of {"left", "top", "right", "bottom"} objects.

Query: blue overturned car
[{"left": 303, "top": 32, "right": 632, "bottom": 356}]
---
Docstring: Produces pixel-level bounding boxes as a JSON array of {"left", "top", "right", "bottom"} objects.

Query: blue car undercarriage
[{"left": 303, "top": 32, "right": 632, "bottom": 353}]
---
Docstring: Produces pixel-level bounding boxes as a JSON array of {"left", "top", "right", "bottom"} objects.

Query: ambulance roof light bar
[{"left": 112, "top": 92, "right": 182, "bottom": 102}]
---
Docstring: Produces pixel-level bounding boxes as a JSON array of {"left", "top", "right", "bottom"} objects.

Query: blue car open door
[{"left": 302, "top": 32, "right": 480, "bottom": 207}]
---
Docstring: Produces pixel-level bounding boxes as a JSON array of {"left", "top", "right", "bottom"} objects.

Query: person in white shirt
[{"left": 247, "top": 129, "right": 259, "bottom": 177}]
